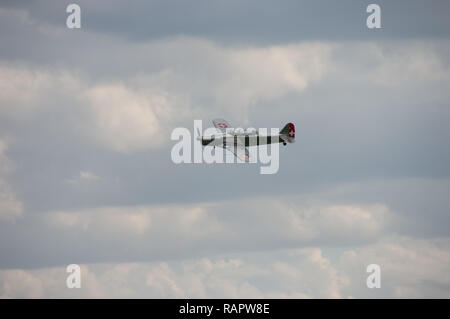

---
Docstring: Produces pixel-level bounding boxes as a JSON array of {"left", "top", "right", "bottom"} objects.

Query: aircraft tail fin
[{"left": 280, "top": 122, "right": 295, "bottom": 143}]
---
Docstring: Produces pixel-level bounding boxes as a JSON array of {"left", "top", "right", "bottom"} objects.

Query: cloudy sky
[{"left": 1, "top": 0, "right": 450, "bottom": 298}]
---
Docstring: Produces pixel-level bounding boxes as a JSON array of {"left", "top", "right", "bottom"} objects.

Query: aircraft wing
[
  {"left": 213, "top": 118, "right": 232, "bottom": 134},
  {"left": 224, "top": 140, "right": 251, "bottom": 163}
]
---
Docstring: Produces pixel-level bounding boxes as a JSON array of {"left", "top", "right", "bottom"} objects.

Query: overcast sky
[{"left": 1, "top": 0, "right": 450, "bottom": 298}]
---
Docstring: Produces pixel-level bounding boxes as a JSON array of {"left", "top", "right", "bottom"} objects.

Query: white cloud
[
  {"left": 2, "top": 38, "right": 450, "bottom": 153},
  {"left": 85, "top": 84, "right": 173, "bottom": 152},
  {"left": 0, "top": 185, "right": 449, "bottom": 298},
  {"left": 0, "top": 38, "right": 332, "bottom": 151},
  {"left": 366, "top": 41, "right": 450, "bottom": 87},
  {"left": 0, "top": 248, "right": 344, "bottom": 298},
  {"left": 46, "top": 206, "right": 152, "bottom": 234},
  {"left": 339, "top": 235, "right": 450, "bottom": 298},
  {"left": 0, "top": 269, "right": 43, "bottom": 299},
  {"left": 41, "top": 197, "right": 389, "bottom": 253},
  {"left": 2, "top": 235, "right": 449, "bottom": 298},
  {"left": 0, "top": 65, "right": 80, "bottom": 122},
  {"left": 210, "top": 41, "right": 331, "bottom": 120},
  {"left": 0, "top": 265, "right": 107, "bottom": 299},
  {"left": 66, "top": 170, "right": 100, "bottom": 185},
  {"left": 79, "top": 171, "right": 100, "bottom": 181}
]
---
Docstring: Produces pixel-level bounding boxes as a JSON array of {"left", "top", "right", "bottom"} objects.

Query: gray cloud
[
  {"left": 1, "top": 1, "right": 450, "bottom": 298},
  {"left": 2, "top": 0, "right": 450, "bottom": 45},
  {"left": 0, "top": 193, "right": 391, "bottom": 268},
  {"left": 2, "top": 37, "right": 450, "bottom": 212},
  {"left": 0, "top": 139, "right": 23, "bottom": 221}
]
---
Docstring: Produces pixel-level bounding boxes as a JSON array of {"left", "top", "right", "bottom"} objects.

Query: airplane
[{"left": 197, "top": 118, "right": 295, "bottom": 162}]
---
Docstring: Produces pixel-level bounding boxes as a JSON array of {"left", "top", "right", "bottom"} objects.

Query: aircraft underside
[{"left": 204, "top": 135, "right": 284, "bottom": 147}]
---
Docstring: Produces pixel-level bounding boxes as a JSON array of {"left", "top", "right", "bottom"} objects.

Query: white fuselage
[{"left": 203, "top": 132, "right": 283, "bottom": 147}]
